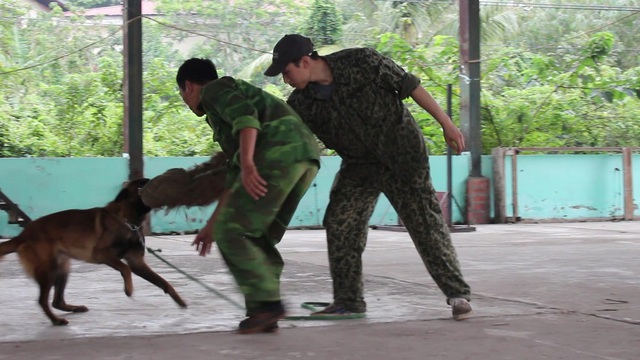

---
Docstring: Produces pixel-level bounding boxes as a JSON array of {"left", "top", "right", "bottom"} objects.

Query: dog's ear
[
  {"left": 121, "top": 178, "right": 150, "bottom": 189},
  {"left": 130, "top": 178, "right": 150, "bottom": 189},
  {"left": 115, "top": 178, "right": 150, "bottom": 202}
]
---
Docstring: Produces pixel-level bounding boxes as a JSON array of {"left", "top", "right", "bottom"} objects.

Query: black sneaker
[
  {"left": 263, "top": 322, "right": 279, "bottom": 333},
  {"left": 238, "top": 302, "right": 286, "bottom": 334},
  {"left": 311, "top": 304, "right": 353, "bottom": 316}
]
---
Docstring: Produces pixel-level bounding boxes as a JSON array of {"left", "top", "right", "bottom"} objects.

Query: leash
[
  {"left": 145, "top": 247, "right": 366, "bottom": 321},
  {"left": 146, "top": 247, "right": 245, "bottom": 310},
  {"left": 124, "top": 220, "right": 146, "bottom": 247}
]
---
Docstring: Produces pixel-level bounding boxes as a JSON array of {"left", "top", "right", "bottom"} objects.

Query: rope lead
[{"left": 146, "top": 248, "right": 367, "bottom": 321}]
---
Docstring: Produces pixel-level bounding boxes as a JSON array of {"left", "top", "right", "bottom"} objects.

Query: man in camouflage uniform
[
  {"left": 264, "top": 35, "right": 472, "bottom": 320},
  {"left": 177, "top": 58, "right": 320, "bottom": 333}
]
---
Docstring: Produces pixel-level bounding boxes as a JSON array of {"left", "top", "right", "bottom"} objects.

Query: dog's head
[{"left": 114, "top": 178, "right": 151, "bottom": 216}]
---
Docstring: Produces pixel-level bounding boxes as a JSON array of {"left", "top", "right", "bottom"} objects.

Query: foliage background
[{"left": 1, "top": 0, "right": 639, "bottom": 157}]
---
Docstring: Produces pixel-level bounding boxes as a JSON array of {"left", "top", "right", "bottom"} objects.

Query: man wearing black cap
[{"left": 264, "top": 34, "right": 473, "bottom": 321}]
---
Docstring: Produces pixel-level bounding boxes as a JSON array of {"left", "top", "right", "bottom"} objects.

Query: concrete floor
[{"left": 0, "top": 222, "right": 639, "bottom": 359}]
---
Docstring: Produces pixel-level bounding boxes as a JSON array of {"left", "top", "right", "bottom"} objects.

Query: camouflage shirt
[
  {"left": 199, "top": 77, "right": 320, "bottom": 168},
  {"left": 287, "top": 48, "right": 429, "bottom": 175}
]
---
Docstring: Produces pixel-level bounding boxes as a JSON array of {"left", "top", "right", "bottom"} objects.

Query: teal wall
[
  {"left": 0, "top": 154, "right": 471, "bottom": 237},
  {"left": 4, "top": 152, "right": 636, "bottom": 238},
  {"left": 501, "top": 153, "right": 640, "bottom": 220}
]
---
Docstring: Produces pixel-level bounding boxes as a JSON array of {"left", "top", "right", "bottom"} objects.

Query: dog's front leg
[
  {"left": 100, "top": 257, "right": 134, "bottom": 297},
  {"left": 125, "top": 254, "right": 187, "bottom": 308},
  {"left": 52, "top": 258, "right": 89, "bottom": 314}
]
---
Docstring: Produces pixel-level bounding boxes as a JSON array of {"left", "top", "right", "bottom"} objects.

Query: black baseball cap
[{"left": 264, "top": 34, "right": 314, "bottom": 77}]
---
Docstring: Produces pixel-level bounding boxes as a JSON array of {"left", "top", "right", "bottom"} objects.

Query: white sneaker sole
[{"left": 453, "top": 309, "right": 473, "bottom": 321}]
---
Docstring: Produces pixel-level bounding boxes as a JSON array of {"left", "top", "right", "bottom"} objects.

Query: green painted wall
[
  {"left": 502, "top": 153, "right": 640, "bottom": 220},
  {"left": 0, "top": 154, "right": 471, "bottom": 237},
  {"left": 5, "top": 152, "right": 636, "bottom": 238}
]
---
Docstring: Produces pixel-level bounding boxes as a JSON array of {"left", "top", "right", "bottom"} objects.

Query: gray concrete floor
[{"left": 0, "top": 222, "right": 639, "bottom": 359}]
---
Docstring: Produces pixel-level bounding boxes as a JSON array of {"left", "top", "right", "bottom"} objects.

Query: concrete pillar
[{"left": 491, "top": 147, "right": 507, "bottom": 223}]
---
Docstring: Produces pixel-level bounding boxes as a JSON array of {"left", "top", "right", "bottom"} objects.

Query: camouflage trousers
[
  {"left": 212, "top": 160, "right": 319, "bottom": 314},
  {"left": 323, "top": 161, "right": 471, "bottom": 313}
]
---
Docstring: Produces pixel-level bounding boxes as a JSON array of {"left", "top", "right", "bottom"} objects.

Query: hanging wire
[
  {"left": 0, "top": 16, "right": 133, "bottom": 76},
  {"left": 1, "top": 4, "right": 638, "bottom": 76}
]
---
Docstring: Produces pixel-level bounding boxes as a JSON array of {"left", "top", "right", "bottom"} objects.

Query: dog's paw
[
  {"left": 52, "top": 318, "right": 69, "bottom": 326},
  {"left": 72, "top": 305, "right": 89, "bottom": 313},
  {"left": 172, "top": 295, "right": 187, "bottom": 308},
  {"left": 53, "top": 302, "right": 89, "bottom": 313}
]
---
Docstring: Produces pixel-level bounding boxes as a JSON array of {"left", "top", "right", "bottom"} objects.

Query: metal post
[
  {"left": 446, "top": 84, "right": 453, "bottom": 227},
  {"left": 459, "top": 0, "right": 482, "bottom": 177},
  {"left": 123, "top": 0, "right": 149, "bottom": 234},
  {"left": 491, "top": 147, "right": 507, "bottom": 223},
  {"left": 510, "top": 148, "right": 519, "bottom": 221},
  {"left": 123, "top": 0, "right": 143, "bottom": 180},
  {"left": 622, "top": 148, "right": 634, "bottom": 220}
]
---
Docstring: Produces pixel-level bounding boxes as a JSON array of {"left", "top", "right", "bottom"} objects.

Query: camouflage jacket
[
  {"left": 199, "top": 77, "right": 320, "bottom": 169},
  {"left": 287, "top": 48, "right": 430, "bottom": 176}
]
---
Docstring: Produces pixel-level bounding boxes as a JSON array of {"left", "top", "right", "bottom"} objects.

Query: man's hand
[
  {"left": 192, "top": 223, "right": 213, "bottom": 257},
  {"left": 238, "top": 127, "right": 266, "bottom": 200},
  {"left": 442, "top": 124, "right": 466, "bottom": 154},
  {"left": 409, "top": 86, "right": 467, "bottom": 154},
  {"left": 241, "top": 163, "right": 268, "bottom": 200},
  {"left": 191, "top": 189, "right": 229, "bottom": 257}
]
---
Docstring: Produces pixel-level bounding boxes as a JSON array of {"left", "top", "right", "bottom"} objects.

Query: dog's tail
[{"left": 0, "top": 236, "right": 24, "bottom": 260}]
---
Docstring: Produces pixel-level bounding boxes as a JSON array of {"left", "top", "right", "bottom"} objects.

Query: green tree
[
  {"left": 303, "top": 0, "right": 343, "bottom": 45},
  {"left": 1, "top": 1, "right": 125, "bottom": 156},
  {"left": 155, "top": 0, "right": 307, "bottom": 76},
  {"left": 489, "top": 0, "right": 640, "bottom": 70},
  {"left": 481, "top": 32, "right": 640, "bottom": 152},
  {"left": 375, "top": 33, "right": 461, "bottom": 154},
  {"left": 2, "top": 0, "right": 640, "bottom": 158}
]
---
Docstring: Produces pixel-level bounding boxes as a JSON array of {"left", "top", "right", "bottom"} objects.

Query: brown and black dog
[{"left": 0, "top": 178, "right": 187, "bottom": 325}]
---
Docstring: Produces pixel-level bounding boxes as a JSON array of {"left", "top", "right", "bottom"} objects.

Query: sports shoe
[
  {"left": 263, "top": 322, "right": 279, "bottom": 333},
  {"left": 450, "top": 298, "right": 472, "bottom": 321},
  {"left": 245, "top": 312, "right": 280, "bottom": 333},
  {"left": 310, "top": 304, "right": 357, "bottom": 316},
  {"left": 238, "top": 302, "right": 286, "bottom": 334}
]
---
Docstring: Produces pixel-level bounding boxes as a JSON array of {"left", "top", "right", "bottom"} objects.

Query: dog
[{"left": 0, "top": 178, "right": 186, "bottom": 325}]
